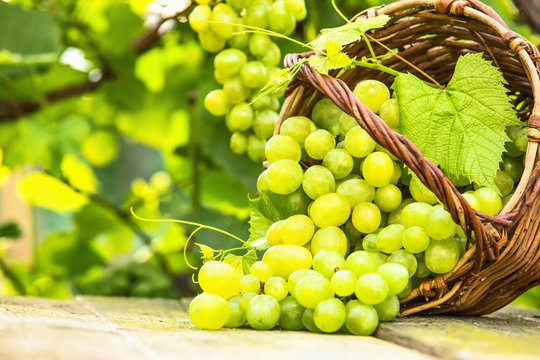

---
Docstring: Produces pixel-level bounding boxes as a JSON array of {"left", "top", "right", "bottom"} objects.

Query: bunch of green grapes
[
  {"left": 189, "top": 0, "right": 307, "bottom": 162},
  {"left": 188, "top": 79, "right": 528, "bottom": 334}
]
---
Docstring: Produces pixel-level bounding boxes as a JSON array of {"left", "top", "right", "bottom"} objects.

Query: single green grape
[
  {"left": 244, "top": 0, "right": 269, "bottom": 28},
  {"left": 390, "top": 161, "right": 401, "bottom": 185},
  {"left": 266, "top": 220, "right": 284, "bottom": 246},
  {"left": 311, "top": 98, "right": 342, "bottom": 131},
  {"left": 302, "top": 308, "right": 322, "bottom": 333},
  {"left": 248, "top": 33, "right": 272, "bottom": 58},
  {"left": 331, "top": 270, "right": 357, "bottom": 297},
  {"left": 379, "top": 98, "right": 399, "bottom": 128},
  {"left": 214, "top": 48, "right": 247, "bottom": 78},
  {"left": 295, "top": 276, "right": 334, "bottom": 309},
  {"left": 310, "top": 226, "right": 348, "bottom": 257},
  {"left": 253, "top": 110, "right": 278, "bottom": 139},
  {"left": 198, "top": 29, "right": 226, "bottom": 53},
  {"left": 424, "top": 237, "right": 460, "bottom": 274},
  {"left": 241, "top": 61, "right": 268, "bottom": 88},
  {"left": 210, "top": 3, "right": 238, "bottom": 40},
  {"left": 228, "top": 29, "right": 250, "bottom": 50},
  {"left": 225, "top": 294, "right": 246, "bottom": 328},
  {"left": 225, "top": 102, "right": 254, "bottom": 131},
  {"left": 239, "top": 274, "right": 261, "bottom": 294},
  {"left": 198, "top": 261, "right": 241, "bottom": 299},
  {"left": 336, "top": 178, "right": 375, "bottom": 207},
  {"left": 302, "top": 165, "right": 336, "bottom": 200},
  {"left": 189, "top": 292, "right": 230, "bottom": 330},
  {"left": 204, "top": 89, "right": 230, "bottom": 116},
  {"left": 352, "top": 202, "right": 381, "bottom": 233},
  {"left": 287, "top": 269, "right": 323, "bottom": 296},
  {"left": 266, "top": 159, "right": 303, "bottom": 194},
  {"left": 268, "top": 0, "right": 297, "bottom": 35},
  {"left": 462, "top": 192, "right": 481, "bottom": 211},
  {"left": 353, "top": 79, "right": 390, "bottom": 113},
  {"left": 245, "top": 294, "right": 281, "bottom": 330},
  {"left": 474, "top": 187, "right": 502, "bottom": 216},
  {"left": 312, "top": 249, "right": 346, "bottom": 279},
  {"left": 344, "top": 251, "right": 377, "bottom": 277},
  {"left": 373, "top": 295, "right": 399, "bottom": 321},
  {"left": 397, "top": 280, "right": 412, "bottom": 299},
  {"left": 377, "top": 262, "right": 409, "bottom": 295},
  {"left": 280, "top": 116, "right": 316, "bottom": 146},
  {"left": 374, "top": 184, "right": 402, "bottom": 212},
  {"left": 355, "top": 273, "right": 389, "bottom": 305},
  {"left": 387, "top": 198, "right": 415, "bottom": 225},
  {"left": 402, "top": 226, "right": 430, "bottom": 253},
  {"left": 264, "top": 277, "right": 289, "bottom": 301},
  {"left": 426, "top": 206, "right": 456, "bottom": 240},
  {"left": 250, "top": 261, "right": 274, "bottom": 283},
  {"left": 362, "top": 152, "right": 394, "bottom": 187},
  {"left": 310, "top": 193, "right": 350, "bottom": 227},
  {"left": 344, "top": 126, "right": 376, "bottom": 158},
  {"left": 400, "top": 202, "right": 432, "bottom": 228},
  {"left": 188, "top": 5, "right": 212, "bottom": 32},
  {"left": 285, "top": 0, "right": 307, "bottom": 20},
  {"left": 262, "top": 244, "right": 313, "bottom": 279},
  {"left": 257, "top": 170, "right": 270, "bottom": 192},
  {"left": 375, "top": 224, "right": 406, "bottom": 254},
  {"left": 414, "top": 253, "right": 432, "bottom": 278},
  {"left": 280, "top": 214, "right": 314, "bottom": 246},
  {"left": 494, "top": 169, "right": 514, "bottom": 197},
  {"left": 410, "top": 177, "right": 439, "bottom": 204},
  {"left": 345, "top": 300, "right": 379, "bottom": 336},
  {"left": 501, "top": 155, "right": 524, "bottom": 183},
  {"left": 387, "top": 249, "right": 417, "bottom": 278},
  {"left": 323, "top": 149, "right": 354, "bottom": 179},
  {"left": 304, "top": 129, "right": 336, "bottom": 160},
  {"left": 339, "top": 113, "right": 359, "bottom": 136},
  {"left": 279, "top": 296, "right": 306, "bottom": 330},
  {"left": 224, "top": 77, "right": 249, "bottom": 104},
  {"left": 314, "top": 298, "right": 346, "bottom": 333},
  {"left": 247, "top": 135, "right": 266, "bottom": 162},
  {"left": 240, "top": 292, "right": 257, "bottom": 309},
  {"left": 260, "top": 41, "right": 281, "bottom": 67},
  {"left": 362, "top": 233, "right": 378, "bottom": 252},
  {"left": 265, "top": 135, "right": 301, "bottom": 163},
  {"left": 514, "top": 126, "right": 528, "bottom": 152}
]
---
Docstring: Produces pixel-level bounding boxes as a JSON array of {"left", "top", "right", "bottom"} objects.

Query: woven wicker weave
[{"left": 277, "top": 0, "right": 540, "bottom": 316}]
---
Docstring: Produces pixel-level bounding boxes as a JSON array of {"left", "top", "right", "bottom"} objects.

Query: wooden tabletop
[{"left": 0, "top": 296, "right": 539, "bottom": 360}]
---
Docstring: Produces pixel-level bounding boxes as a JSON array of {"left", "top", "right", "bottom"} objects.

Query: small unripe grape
[{"left": 204, "top": 89, "right": 230, "bottom": 116}]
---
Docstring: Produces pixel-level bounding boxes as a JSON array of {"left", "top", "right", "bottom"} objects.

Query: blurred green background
[{"left": 0, "top": 0, "right": 538, "bottom": 308}]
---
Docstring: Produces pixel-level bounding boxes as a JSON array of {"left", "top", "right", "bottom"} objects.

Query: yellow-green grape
[
  {"left": 230, "top": 132, "right": 248, "bottom": 155},
  {"left": 268, "top": 0, "right": 297, "bottom": 36},
  {"left": 225, "top": 102, "right": 254, "bottom": 132},
  {"left": 266, "top": 159, "right": 303, "bottom": 194},
  {"left": 474, "top": 187, "right": 502, "bottom": 215},
  {"left": 265, "top": 135, "right": 301, "bottom": 163},
  {"left": 266, "top": 220, "right": 284, "bottom": 246},
  {"left": 345, "top": 300, "right": 379, "bottom": 336},
  {"left": 390, "top": 162, "right": 401, "bottom": 185},
  {"left": 260, "top": 41, "right": 281, "bottom": 67},
  {"left": 287, "top": 269, "right": 323, "bottom": 296},
  {"left": 424, "top": 237, "right": 460, "bottom": 274},
  {"left": 241, "top": 61, "right": 268, "bottom": 88},
  {"left": 295, "top": 276, "right": 333, "bottom": 309},
  {"left": 240, "top": 292, "right": 257, "bottom": 309},
  {"left": 249, "top": 33, "right": 272, "bottom": 58},
  {"left": 352, "top": 202, "right": 381, "bottom": 233},
  {"left": 462, "top": 192, "right": 481, "bottom": 211},
  {"left": 302, "top": 165, "right": 336, "bottom": 200},
  {"left": 355, "top": 273, "right": 389, "bottom": 305},
  {"left": 210, "top": 3, "right": 238, "bottom": 40},
  {"left": 257, "top": 169, "right": 270, "bottom": 192},
  {"left": 304, "top": 129, "right": 336, "bottom": 160},
  {"left": 310, "top": 193, "right": 350, "bottom": 227},
  {"left": 339, "top": 113, "right": 359, "bottom": 136},
  {"left": 377, "top": 263, "right": 409, "bottom": 295},
  {"left": 331, "top": 270, "right": 357, "bottom": 297},
  {"left": 214, "top": 48, "right": 247, "bottom": 78},
  {"left": 344, "top": 126, "right": 376, "bottom": 158},
  {"left": 81, "top": 130, "right": 119, "bottom": 167},
  {"left": 244, "top": 0, "right": 270, "bottom": 28},
  {"left": 250, "top": 261, "right": 274, "bottom": 283},
  {"left": 239, "top": 274, "right": 261, "bottom": 294},
  {"left": 225, "top": 294, "right": 246, "bottom": 328},
  {"left": 198, "top": 29, "right": 226, "bottom": 53},
  {"left": 280, "top": 116, "right": 316, "bottom": 146},
  {"left": 224, "top": 77, "right": 249, "bottom": 104},
  {"left": 410, "top": 176, "right": 439, "bottom": 204},
  {"left": 198, "top": 261, "right": 241, "bottom": 299},
  {"left": 314, "top": 298, "right": 346, "bottom": 333},
  {"left": 353, "top": 79, "right": 390, "bottom": 113},
  {"left": 280, "top": 214, "right": 314, "bottom": 246},
  {"left": 374, "top": 184, "right": 402, "bottom": 212},
  {"left": 285, "top": 0, "right": 307, "bottom": 20},
  {"left": 189, "top": 293, "right": 230, "bottom": 330},
  {"left": 262, "top": 244, "right": 313, "bottom": 279},
  {"left": 204, "top": 89, "right": 230, "bottom": 116},
  {"left": 247, "top": 135, "right": 266, "bottom": 163},
  {"left": 322, "top": 149, "right": 354, "bottom": 179},
  {"left": 379, "top": 98, "right": 399, "bottom": 128},
  {"left": 336, "top": 179, "right": 375, "bottom": 207},
  {"left": 312, "top": 249, "right": 345, "bottom": 279},
  {"left": 362, "top": 151, "right": 394, "bottom": 187},
  {"left": 253, "top": 110, "right": 278, "bottom": 139},
  {"left": 344, "top": 251, "right": 377, "bottom": 277},
  {"left": 188, "top": 5, "right": 212, "bottom": 32},
  {"left": 310, "top": 226, "right": 348, "bottom": 257},
  {"left": 374, "top": 295, "right": 400, "bottom": 321},
  {"left": 264, "top": 277, "right": 288, "bottom": 301}
]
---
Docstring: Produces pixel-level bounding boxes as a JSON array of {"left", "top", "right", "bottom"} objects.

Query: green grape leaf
[
  {"left": 393, "top": 53, "right": 522, "bottom": 191},
  {"left": 223, "top": 250, "right": 257, "bottom": 276},
  {"left": 195, "top": 243, "right": 215, "bottom": 260},
  {"left": 310, "top": 15, "right": 390, "bottom": 49},
  {"left": 308, "top": 41, "right": 354, "bottom": 75},
  {"left": 247, "top": 189, "right": 310, "bottom": 245}
]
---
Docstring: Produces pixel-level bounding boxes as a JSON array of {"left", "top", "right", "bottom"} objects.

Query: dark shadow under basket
[{"left": 277, "top": 0, "right": 540, "bottom": 316}]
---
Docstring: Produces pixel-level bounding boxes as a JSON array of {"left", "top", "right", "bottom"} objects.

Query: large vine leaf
[
  {"left": 310, "top": 15, "right": 390, "bottom": 50},
  {"left": 393, "top": 53, "right": 522, "bottom": 190}
]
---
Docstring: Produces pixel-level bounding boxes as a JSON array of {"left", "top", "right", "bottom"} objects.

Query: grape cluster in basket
[
  {"left": 188, "top": 0, "right": 306, "bottom": 162},
  {"left": 189, "top": 79, "right": 528, "bottom": 334}
]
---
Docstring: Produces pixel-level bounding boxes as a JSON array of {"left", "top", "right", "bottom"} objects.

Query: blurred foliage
[{"left": 0, "top": 0, "right": 537, "bottom": 307}]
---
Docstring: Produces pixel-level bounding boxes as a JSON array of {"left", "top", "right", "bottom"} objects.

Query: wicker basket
[{"left": 277, "top": 0, "right": 540, "bottom": 316}]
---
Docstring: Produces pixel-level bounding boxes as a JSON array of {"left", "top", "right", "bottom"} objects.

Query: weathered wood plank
[
  {"left": 78, "top": 296, "right": 437, "bottom": 360},
  {"left": 377, "top": 306, "right": 540, "bottom": 360}
]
